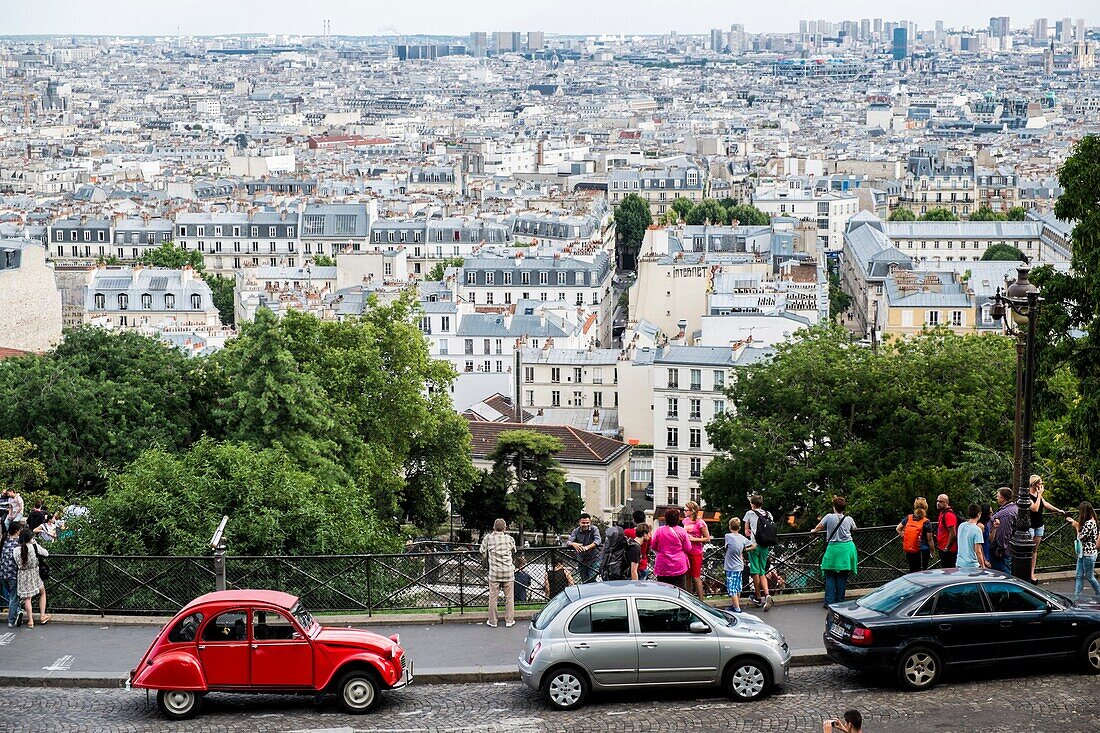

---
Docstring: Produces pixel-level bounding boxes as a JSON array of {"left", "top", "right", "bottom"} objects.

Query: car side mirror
[
  {"left": 531, "top": 611, "right": 540, "bottom": 624},
  {"left": 689, "top": 620, "right": 711, "bottom": 634}
]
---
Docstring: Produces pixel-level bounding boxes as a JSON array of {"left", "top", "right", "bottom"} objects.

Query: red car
[{"left": 130, "top": 590, "right": 412, "bottom": 720}]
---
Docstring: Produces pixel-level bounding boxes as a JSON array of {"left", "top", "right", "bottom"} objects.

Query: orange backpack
[{"left": 902, "top": 515, "right": 927, "bottom": 554}]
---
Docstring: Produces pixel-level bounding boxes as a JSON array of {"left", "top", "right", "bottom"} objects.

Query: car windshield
[
  {"left": 676, "top": 590, "right": 732, "bottom": 627},
  {"left": 533, "top": 591, "right": 572, "bottom": 630},
  {"left": 857, "top": 577, "right": 925, "bottom": 614},
  {"left": 290, "top": 602, "right": 318, "bottom": 636}
]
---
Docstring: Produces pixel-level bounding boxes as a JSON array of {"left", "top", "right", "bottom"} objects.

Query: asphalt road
[{"left": 2, "top": 664, "right": 1098, "bottom": 733}]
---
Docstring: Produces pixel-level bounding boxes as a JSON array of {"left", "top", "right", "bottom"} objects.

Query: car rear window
[
  {"left": 856, "top": 577, "right": 925, "bottom": 613},
  {"left": 167, "top": 612, "right": 202, "bottom": 643},
  {"left": 533, "top": 591, "right": 571, "bottom": 630}
]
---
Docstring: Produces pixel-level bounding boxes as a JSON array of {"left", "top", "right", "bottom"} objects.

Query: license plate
[{"left": 829, "top": 622, "right": 845, "bottom": 638}]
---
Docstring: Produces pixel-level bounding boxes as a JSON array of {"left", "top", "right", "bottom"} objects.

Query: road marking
[
  {"left": 0, "top": 632, "right": 14, "bottom": 646},
  {"left": 43, "top": 655, "right": 75, "bottom": 672}
]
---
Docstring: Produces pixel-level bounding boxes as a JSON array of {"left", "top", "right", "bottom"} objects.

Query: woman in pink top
[
  {"left": 683, "top": 501, "right": 712, "bottom": 600},
  {"left": 650, "top": 507, "right": 692, "bottom": 590}
]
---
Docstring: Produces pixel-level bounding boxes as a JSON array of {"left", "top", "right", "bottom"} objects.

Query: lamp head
[{"left": 1005, "top": 266, "right": 1038, "bottom": 327}]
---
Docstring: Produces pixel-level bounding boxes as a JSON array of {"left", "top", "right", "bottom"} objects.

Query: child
[{"left": 724, "top": 517, "right": 756, "bottom": 612}]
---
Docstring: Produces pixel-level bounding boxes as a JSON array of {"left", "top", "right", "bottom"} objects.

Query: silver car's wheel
[
  {"left": 156, "top": 690, "right": 201, "bottom": 720},
  {"left": 1080, "top": 633, "right": 1100, "bottom": 674},
  {"left": 541, "top": 667, "right": 588, "bottom": 710},
  {"left": 726, "top": 659, "right": 769, "bottom": 701},
  {"left": 338, "top": 671, "right": 382, "bottom": 714},
  {"left": 897, "top": 647, "right": 940, "bottom": 690}
]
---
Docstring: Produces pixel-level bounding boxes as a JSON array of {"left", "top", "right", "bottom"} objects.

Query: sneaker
[
  {"left": 485, "top": 620, "right": 497, "bottom": 628},
  {"left": 749, "top": 596, "right": 764, "bottom": 608},
  {"left": 505, "top": 620, "right": 516, "bottom": 628},
  {"left": 763, "top": 595, "right": 774, "bottom": 612},
  {"left": 731, "top": 607, "right": 744, "bottom": 613},
  {"left": 5, "top": 622, "right": 12, "bottom": 629}
]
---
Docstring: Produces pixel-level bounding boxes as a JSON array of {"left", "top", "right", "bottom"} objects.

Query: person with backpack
[
  {"left": 743, "top": 495, "right": 777, "bottom": 611},
  {"left": 896, "top": 497, "right": 933, "bottom": 572},
  {"left": 627, "top": 523, "right": 650, "bottom": 580},
  {"left": 683, "top": 501, "right": 711, "bottom": 601},
  {"left": 600, "top": 523, "right": 630, "bottom": 581},
  {"left": 813, "top": 496, "right": 858, "bottom": 607},
  {"left": 934, "top": 494, "right": 959, "bottom": 569}
]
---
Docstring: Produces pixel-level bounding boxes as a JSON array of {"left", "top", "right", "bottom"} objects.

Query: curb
[{"left": 0, "top": 653, "right": 838, "bottom": 689}]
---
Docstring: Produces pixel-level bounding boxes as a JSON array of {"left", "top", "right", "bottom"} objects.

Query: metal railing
[{"left": 45, "top": 514, "right": 1082, "bottom": 616}]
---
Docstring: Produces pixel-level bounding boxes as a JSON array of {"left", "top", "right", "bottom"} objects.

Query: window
[
  {"left": 594, "top": 391, "right": 603, "bottom": 408},
  {"left": 503, "top": 272, "right": 512, "bottom": 285},
  {"left": 521, "top": 271, "right": 530, "bottom": 285},
  {"left": 667, "top": 456, "right": 678, "bottom": 476},
  {"left": 667, "top": 368, "right": 679, "bottom": 389},
  {"left": 252, "top": 609, "right": 300, "bottom": 641},
  {"left": 666, "top": 486, "right": 679, "bottom": 505},
  {"left": 94, "top": 293, "right": 105, "bottom": 309},
  {"left": 983, "top": 582, "right": 1047, "bottom": 613},
  {"left": 117, "top": 294, "right": 128, "bottom": 310},
  {"left": 483, "top": 339, "right": 491, "bottom": 354},
  {"left": 191, "top": 294, "right": 201, "bottom": 310},
  {"left": 567, "top": 600, "right": 629, "bottom": 634},
  {"left": 713, "top": 370, "right": 725, "bottom": 390},
  {"left": 689, "top": 398, "right": 701, "bottom": 420},
  {"left": 666, "top": 427, "right": 679, "bottom": 447},
  {"left": 165, "top": 294, "right": 174, "bottom": 309},
  {"left": 441, "top": 316, "right": 450, "bottom": 331},
  {"left": 168, "top": 612, "right": 203, "bottom": 643},
  {"left": 202, "top": 610, "right": 248, "bottom": 641},
  {"left": 573, "top": 367, "right": 582, "bottom": 384},
  {"left": 933, "top": 584, "right": 987, "bottom": 615},
  {"left": 689, "top": 485, "right": 701, "bottom": 503},
  {"left": 666, "top": 398, "right": 678, "bottom": 419},
  {"left": 141, "top": 293, "right": 152, "bottom": 309},
  {"left": 552, "top": 390, "right": 561, "bottom": 407},
  {"left": 464, "top": 339, "right": 474, "bottom": 355},
  {"left": 557, "top": 271, "right": 566, "bottom": 285},
  {"left": 926, "top": 311, "right": 940, "bottom": 326},
  {"left": 951, "top": 310, "right": 964, "bottom": 327},
  {"left": 486, "top": 272, "right": 495, "bottom": 285},
  {"left": 689, "top": 428, "right": 701, "bottom": 449},
  {"left": 438, "top": 339, "right": 448, "bottom": 355},
  {"left": 539, "top": 271, "right": 548, "bottom": 285},
  {"left": 524, "top": 366, "right": 534, "bottom": 383},
  {"left": 690, "top": 369, "right": 701, "bottom": 390},
  {"left": 636, "top": 599, "right": 701, "bottom": 634},
  {"left": 551, "top": 368, "right": 561, "bottom": 383},
  {"left": 573, "top": 390, "right": 582, "bottom": 406},
  {"left": 466, "top": 272, "right": 476, "bottom": 285},
  {"left": 690, "top": 457, "right": 702, "bottom": 478},
  {"left": 525, "top": 389, "right": 534, "bottom": 406}
]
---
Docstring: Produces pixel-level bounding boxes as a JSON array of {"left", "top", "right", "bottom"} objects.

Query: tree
[
  {"left": 459, "top": 470, "right": 511, "bottom": 538},
  {"left": 888, "top": 207, "right": 916, "bottom": 221},
  {"left": 310, "top": 254, "right": 336, "bottom": 267},
  {"left": 0, "top": 328, "right": 210, "bottom": 496},
  {"left": 426, "top": 257, "right": 464, "bottom": 281},
  {"left": 981, "top": 243, "right": 1028, "bottom": 262},
  {"left": 919, "top": 208, "right": 960, "bottom": 221},
  {"left": 702, "top": 324, "right": 1016, "bottom": 528},
  {"left": 214, "top": 308, "right": 343, "bottom": 478},
  {"left": 670, "top": 197, "right": 695, "bottom": 222},
  {"left": 684, "top": 198, "right": 728, "bottom": 225},
  {"left": 68, "top": 439, "right": 395, "bottom": 556},
  {"left": 614, "top": 193, "right": 652, "bottom": 270},
  {"left": 1006, "top": 206, "right": 1029, "bottom": 221},
  {"left": 204, "top": 273, "right": 235, "bottom": 326},
  {"left": 658, "top": 209, "right": 679, "bottom": 226},
  {"left": 828, "top": 273, "right": 851, "bottom": 320},
  {"left": 137, "top": 241, "right": 206, "bottom": 271},
  {"left": 489, "top": 430, "right": 574, "bottom": 535},
  {"left": 725, "top": 203, "right": 770, "bottom": 226},
  {"left": 969, "top": 206, "right": 1007, "bottom": 221},
  {"left": 0, "top": 437, "right": 48, "bottom": 496}
]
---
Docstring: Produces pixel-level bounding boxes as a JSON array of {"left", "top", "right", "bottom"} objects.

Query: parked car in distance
[
  {"left": 130, "top": 590, "right": 412, "bottom": 720},
  {"left": 824, "top": 569, "right": 1100, "bottom": 690},
  {"left": 518, "top": 580, "right": 790, "bottom": 710}
]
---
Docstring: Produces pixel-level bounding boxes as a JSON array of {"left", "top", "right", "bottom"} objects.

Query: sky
[{"left": 4, "top": 0, "right": 1095, "bottom": 37}]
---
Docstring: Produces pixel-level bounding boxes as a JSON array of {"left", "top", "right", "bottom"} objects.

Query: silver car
[{"left": 517, "top": 581, "right": 790, "bottom": 710}]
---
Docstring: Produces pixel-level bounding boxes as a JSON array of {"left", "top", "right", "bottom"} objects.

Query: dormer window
[
  {"left": 191, "top": 293, "right": 201, "bottom": 310},
  {"left": 141, "top": 293, "right": 152, "bottom": 309},
  {"left": 94, "top": 293, "right": 105, "bottom": 309},
  {"left": 118, "top": 294, "right": 128, "bottom": 310},
  {"left": 165, "top": 294, "right": 175, "bottom": 309}
]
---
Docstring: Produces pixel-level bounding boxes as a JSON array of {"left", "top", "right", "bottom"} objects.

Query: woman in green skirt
[{"left": 813, "top": 496, "right": 858, "bottom": 607}]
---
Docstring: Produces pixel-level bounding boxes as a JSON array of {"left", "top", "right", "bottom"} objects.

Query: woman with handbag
[
  {"left": 813, "top": 496, "right": 858, "bottom": 607},
  {"left": 14, "top": 528, "right": 50, "bottom": 628},
  {"left": 1066, "top": 501, "right": 1100, "bottom": 599}
]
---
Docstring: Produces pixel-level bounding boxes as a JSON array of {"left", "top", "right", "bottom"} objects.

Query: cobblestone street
[{"left": 2, "top": 665, "right": 1097, "bottom": 733}]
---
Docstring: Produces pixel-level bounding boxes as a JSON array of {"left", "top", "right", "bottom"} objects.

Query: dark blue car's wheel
[
  {"left": 1081, "top": 632, "right": 1100, "bottom": 674},
  {"left": 896, "top": 646, "right": 941, "bottom": 690}
]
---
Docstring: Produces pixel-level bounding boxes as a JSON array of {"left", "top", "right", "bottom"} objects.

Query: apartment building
[
  {"left": 608, "top": 163, "right": 705, "bottom": 218},
  {"left": 900, "top": 151, "right": 978, "bottom": 218},
  {"left": 48, "top": 217, "right": 113, "bottom": 266},
  {"left": 83, "top": 266, "right": 221, "bottom": 330},
  {"left": 0, "top": 238, "right": 63, "bottom": 352},
  {"left": 175, "top": 210, "right": 300, "bottom": 275},
  {"left": 111, "top": 217, "right": 175, "bottom": 260},
  {"left": 299, "top": 203, "right": 373, "bottom": 260},
  {"left": 370, "top": 218, "right": 511, "bottom": 277},
  {"left": 517, "top": 347, "right": 621, "bottom": 429},
  {"left": 751, "top": 185, "right": 859, "bottom": 251}
]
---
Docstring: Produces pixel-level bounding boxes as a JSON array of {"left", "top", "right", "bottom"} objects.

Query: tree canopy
[
  {"left": 489, "top": 430, "right": 580, "bottom": 535},
  {"left": 888, "top": 207, "right": 915, "bottom": 221},
  {"left": 614, "top": 193, "right": 652, "bottom": 270},
  {"left": 702, "top": 324, "right": 1016, "bottom": 527},
  {"left": 981, "top": 243, "right": 1028, "bottom": 262},
  {"left": 725, "top": 203, "right": 770, "bottom": 226},
  {"left": 684, "top": 198, "right": 728, "bottom": 226},
  {"left": 969, "top": 206, "right": 1008, "bottom": 221},
  {"left": 919, "top": 208, "right": 960, "bottom": 221},
  {"left": 426, "top": 257, "right": 464, "bottom": 281}
]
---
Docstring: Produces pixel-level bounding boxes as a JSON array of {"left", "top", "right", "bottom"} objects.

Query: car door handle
[
  {"left": 641, "top": 641, "right": 658, "bottom": 648},
  {"left": 573, "top": 642, "right": 590, "bottom": 649},
  {"left": 1000, "top": 621, "right": 1012, "bottom": 628},
  {"left": 251, "top": 644, "right": 259, "bottom": 649},
  {"left": 938, "top": 624, "right": 952, "bottom": 631},
  {"left": 197, "top": 645, "right": 206, "bottom": 650}
]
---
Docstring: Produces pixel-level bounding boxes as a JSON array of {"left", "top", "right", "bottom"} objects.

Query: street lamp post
[{"left": 990, "top": 266, "right": 1041, "bottom": 582}]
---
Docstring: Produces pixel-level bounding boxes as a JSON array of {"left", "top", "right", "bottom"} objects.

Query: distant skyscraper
[
  {"left": 527, "top": 31, "right": 544, "bottom": 51},
  {"left": 710, "top": 28, "right": 725, "bottom": 53},
  {"left": 1077, "top": 18, "right": 1086, "bottom": 42},
  {"left": 989, "top": 16, "right": 1010, "bottom": 39},
  {"left": 469, "top": 31, "right": 487, "bottom": 56},
  {"left": 1061, "top": 17, "right": 1073, "bottom": 43},
  {"left": 860, "top": 19, "right": 871, "bottom": 40},
  {"left": 892, "top": 26, "right": 908, "bottom": 60},
  {"left": 873, "top": 18, "right": 883, "bottom": 36},
  {"left": 799, "top": 20, "right": 808, "bottom": 35},
  {"left": 1033, "top": 18, "right": 1048, "bottom": 43}
]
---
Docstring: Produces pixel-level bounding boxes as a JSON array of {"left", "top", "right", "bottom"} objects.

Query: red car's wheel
[
  {"left": 337, "top": 670, "right": 382, "bottom": 714},
  {"left": 156, "top": 689, "right": 202, "bottom": 720}
]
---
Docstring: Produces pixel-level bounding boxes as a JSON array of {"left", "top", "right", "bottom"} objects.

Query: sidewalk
[{"left": 0, "top": 576, "right": 1079, "bottom": 688}]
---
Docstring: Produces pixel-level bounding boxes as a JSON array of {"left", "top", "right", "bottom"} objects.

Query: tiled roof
[{"left": 467, "top": 420, "right": 630, "bottom": 465}]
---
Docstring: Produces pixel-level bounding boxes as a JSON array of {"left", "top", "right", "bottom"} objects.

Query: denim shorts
[{"left": 1030, "top": 526, "right": 1045, "bottom": 538}]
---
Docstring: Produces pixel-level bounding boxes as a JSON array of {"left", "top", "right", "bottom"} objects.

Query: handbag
[
  {"left": 1075, "top": 539, "right": 1084, "bottom": 559},
  {"left": 35, "top": 546, "right": 49, "bottom": 581}
]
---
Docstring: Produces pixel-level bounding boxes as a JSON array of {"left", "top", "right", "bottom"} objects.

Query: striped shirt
[{"left": 480, "top": 531, "right": 516, "bottom": 582}]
